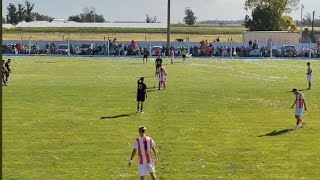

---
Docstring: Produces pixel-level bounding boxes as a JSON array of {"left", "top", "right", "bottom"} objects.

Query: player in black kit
[{"left": 137, "top": 77, "right": 147, "bottom": 113}]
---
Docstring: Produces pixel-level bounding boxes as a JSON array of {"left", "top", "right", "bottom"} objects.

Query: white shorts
[
  {"left": 295, "top": 108, "right": 304, "bottom": 116},
  {"left": 158, "top": 77, "right": 166, "bottom": 82},
  {"left": 307, "top": 75, "right": 312, "bottom": 82},
  {"left": 138, "top": 163, "right": 155, "bottom": 176}
]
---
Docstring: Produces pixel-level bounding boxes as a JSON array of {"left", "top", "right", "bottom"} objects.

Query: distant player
[
  {"left": 170, "top": 47, "right": 174, "bottom": 64},
  {"left": 306, "top": 62, "right": 312, "bottom": 90},
  {"left": 181, "top": 48, "right": 187, "bottom": 62},
  {"left": 143, "top": 48, "right": 148, "bottom": 63},
  {"left": 157, "top": 65, "right": 167, "bottom": 90},
  {"left": 291, "top": 89, "right": 307, "bottom": 129},
  {"left": 2, "top": 60, "right": 7, "bottom": 86},
  {"left": 137, "top": 77, "right": 147, "bottom": 113},
  {"left": 5, "top": 59, "right": 11, "bottom": 82},
  {"left": 155, "top": 56, "right": 162, "bottom": 76},
  {"left": 129, "top": 126, "right": 158, "bottom": 180}
]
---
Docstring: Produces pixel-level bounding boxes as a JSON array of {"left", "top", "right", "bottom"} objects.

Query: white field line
[{"left": 190, "top": 63, "right": 287, "bottom": 81}]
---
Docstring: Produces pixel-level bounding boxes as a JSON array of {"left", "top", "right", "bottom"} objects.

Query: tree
[
  {"left": 244, "top": 0, "right": 300, "bottom": 13},
  {"left": 183, "top": 7, "right": 197, "bottom": 25},
  {"left": 145, "top": 14, "right": 157, "bottom": 23},
  {"left": 17, "top": 3, "right": 25, "bottom": 22},
  {"left": 244, "top": 5, "right": 281, "bottom": 31},
  {"left": 68, "top": 6, "right": 105, "bottom": 22},
  {"left": 280, "top": 15, "right": 297, "bottom": 31},
  {"left": 68, "top": 15, "right": 82, "bottom": 22},
  {"left": 2, "top": 16, "right": 6, "bottom": 23},
  {"left": 244, "top": 0, "right": 299, "bottom": 31},
  {"left": 24, "top": 0, "right": 35, "bottom": 22},
  {"left": 33, "top": 12, "right": 53, "bottom": 21},
  {"left": 6, "top": 3, "right": 18, "bottom": 24}
]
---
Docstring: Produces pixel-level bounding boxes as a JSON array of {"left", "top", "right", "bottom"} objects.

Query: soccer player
[
  {"left": 170, "top": 47, "right": 174, "bottom": 64},
  {"left": 291, "top": 89, "right": 307, "bottom": 129},
  {"left": 306, "top": 62, "right": 312, "bottom": 90},
  {"left": 2, "top": 60, "right": 7, "bottom": 86},
  {"left": 143, "top": 48, "right": 148, "bottom": 63},
  {"left": 181, "top": 48, "right": 187, "bottom": 62},
  {"left": 137, "top": 77, "right": 147, "bottom": 113},
  {"left": 129, "top": 126, "right": 158, "bottom": 180},
  {"left": 5, "top": 59, "right": 11, "bottom": 82},
  {"left": 155, "top": 56, "right": 162, "bottom": 76},
  {"left": 157, "top": 65, "right": 167, "bottom": 90}
]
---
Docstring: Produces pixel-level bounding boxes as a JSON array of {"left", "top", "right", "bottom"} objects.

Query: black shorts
[
  {"left": 143, "top": 55, "right": 148, "bottom": 59},
  {"left": 137, "top": 93, "right": 146, "bottom": 102},
  {"left": 182, "top": 54, "right": 186, "bottom": 58}
]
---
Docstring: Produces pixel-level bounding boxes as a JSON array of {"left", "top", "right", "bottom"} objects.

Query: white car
[
  {"left": 151, "top": 46, "right": 163, "bottom": 56},
  {"left": 57, "top": 44, "right": 69, "bottom": 54}
]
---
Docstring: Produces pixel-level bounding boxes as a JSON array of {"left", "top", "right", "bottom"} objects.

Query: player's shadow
[
  {"left": 101, "top": 112, "right": 136, "bottom": 120},
  {"left": 258, "top": 128, "right": 295, "bottom": 137}
]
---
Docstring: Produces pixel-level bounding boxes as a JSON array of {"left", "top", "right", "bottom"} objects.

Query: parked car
[
  {"left": 151, "top": 46, "right": 163, "bottom": 56},
  {"left": 248, "top": 49, "right": 261, "bottom": 57},
  {"left": 57, "top": 44, "right": 69, "bottom": 55},
  {"left": 280, "top": 45, "right": 298, "bottom": 57},
  {"left": 80, "top": 43, "right": 95, "bottom": 55}
]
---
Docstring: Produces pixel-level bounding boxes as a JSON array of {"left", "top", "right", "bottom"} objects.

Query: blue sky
[{"left": 2, "top": 0, "right": 319, "bottom": 23}]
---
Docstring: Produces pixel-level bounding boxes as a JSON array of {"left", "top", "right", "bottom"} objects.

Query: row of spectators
[{"left": 2, "top": 39, "right": 320, "bottom": 58}]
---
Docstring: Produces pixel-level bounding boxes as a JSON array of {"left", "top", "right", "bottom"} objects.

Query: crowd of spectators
[{"left": 2, "top": 39, "right": 320, "bottom": 58}]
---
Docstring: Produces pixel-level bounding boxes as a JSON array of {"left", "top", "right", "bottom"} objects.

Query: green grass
[
  {"left": 2, "top": 56, "right": 320, "bottom": 179},
  {"left": 3, "top": 24, "right": 246, "bottom": 35}
]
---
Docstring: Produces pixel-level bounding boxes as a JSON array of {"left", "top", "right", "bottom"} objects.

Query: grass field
[
  {"left": 2, "top": 56, "right": 320, "bottom": 179},
  {"left": 2, "top": 25, "right": 245, "bottom": 42}
]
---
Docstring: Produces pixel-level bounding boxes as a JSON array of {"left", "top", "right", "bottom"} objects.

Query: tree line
[
  {"left": 3, "top": 1, "right": 105, "bottom": 24},
  {"left": 3, "top": 0, "right": 319, "bottom": 31}
]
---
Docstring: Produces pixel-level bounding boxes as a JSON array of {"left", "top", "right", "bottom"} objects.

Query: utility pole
[
  {"left": 300, "top": 4, "right": 304, "bottom": 43},
  {"left": 166, "top": 0, "right": 171, "bottom": 54},
  {"left": 311, "top": 11, "right": 315, "bottom": 35}
]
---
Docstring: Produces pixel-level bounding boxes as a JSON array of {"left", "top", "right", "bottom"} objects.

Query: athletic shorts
[
  {"left": 158, "top": 77, "right": 166, "bottom": 82},
  {"left": 143, "top": 55, "right": 148, "bottom": 59},
  {"left": 138, "top": 163, "right": 155, "bottom": 176},
  {"left": 295, "top": 108, "right": 304, "bottom": 116},
  {"left": 182, "top": 54, "right": 186, "bottom": 58},
  {"left": 137, "top": 93, "right": 146, "bottom": 102},
  {"left": 307, "top": 75, "right": 312, "bottom": 82}
]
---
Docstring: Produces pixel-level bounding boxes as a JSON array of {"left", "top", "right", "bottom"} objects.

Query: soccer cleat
[
  {"left": 140, "top": 111, "right": 144, "bottom": 114},
  {"left": 302, "top": 122, "right": 306, "bottom": 128},
  {"left": 293, "top": 125, "right": 299, "bottom": 130},
  {"left": 136, "top": 110, "right": 140, "bottom": 113}
]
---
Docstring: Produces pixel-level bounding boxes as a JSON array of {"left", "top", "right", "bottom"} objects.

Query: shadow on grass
[
  {"left": 101, "top": 112, "right": 136, "bottom": 120},
  {"left": 258, "top": 128, "right": 295, "bottom": 137}
]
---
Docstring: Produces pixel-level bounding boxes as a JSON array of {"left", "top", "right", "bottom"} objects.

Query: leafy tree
[
  {"left": 6, "top": 3, "right": 18, "bottom": 24},
  {"left": 68, "top": 6, "right": 105, "bottom": 22},
  {"left": 280, "top": 15, "right": 297, "bottom": 31},
  {"left": 244, "top": 0, "right": 299, "bottom": 31},
  {"left": 33, "top": 12, "right": 53, "bottom": 21},
  {"left": 244, "top": 0, "right": 300, "bottom": 13},
  {"left": 2, "top": 16, "right": 6, "bottom": 23},
  {"left": 146, "top": 14, "right": 157, "bottom": 23},
  {"left": 68, "top": 15, "right": 82, "bottom": 22},
  {"left": 17, "top": 3, "right": 25, "bottom": 22},
  {"left": 244, "top": 5, "right": 281, "bottom": 31},
  {"left": 24, "top": 0, "right": 35, "bottom": 22},
  {"left": 183, "top": 7, "right": 197, "bottom": 25}
]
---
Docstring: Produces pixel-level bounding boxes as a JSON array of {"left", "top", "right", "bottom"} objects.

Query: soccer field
[{"left": 2, "top": 56, "right": 320, "bottom": 179}]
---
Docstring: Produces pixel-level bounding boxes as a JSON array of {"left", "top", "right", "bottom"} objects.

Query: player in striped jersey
[
  {"left": 157, "top": 65, "right": 167, "bottom": 90},
  {"left": 306, "top": 62, "right": 312, "bottom": 90},
  {"left": 129, "top": 126, "right": 158, "bottom": 180},
  {"left": 291, "top": 89, "right": 307, "bottom": 129}
]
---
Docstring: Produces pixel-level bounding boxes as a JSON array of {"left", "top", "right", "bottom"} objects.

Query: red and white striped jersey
[
  {"left": 134, "top": 136, "right": 155, "bottom": 165},
  {"left": 158, "top": 67, "right": 167, "bottom": 80},
  {"left": 307, "top": 66, "right": 312, "bottom": 75},
  {"left": 295, "top": 92, "right": 305, "bottom": 109}
]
